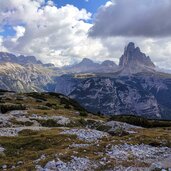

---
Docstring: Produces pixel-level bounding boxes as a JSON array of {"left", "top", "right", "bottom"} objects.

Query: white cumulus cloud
[
  {"left": 0, "top": 0, "right": 171, "bottom": 69},
  {"left": 0, "top": 0, "right": 111, "bottom": 66}
]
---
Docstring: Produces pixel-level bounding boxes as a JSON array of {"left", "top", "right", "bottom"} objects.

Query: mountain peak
[
  {"left": 101, "top": 60, "right": 117, "bottom": 67},
  {"left": 0, "top": 52, "right": 55, "bottom": 67},
  {"left": 126, "top": 42, "right": 135, "bottom": 51},
  {"left": 81, "top": 58, "right": 94, "bottom": 64},
  {"left": 119, "top": 42, "right": 155, "bottom": 74}
]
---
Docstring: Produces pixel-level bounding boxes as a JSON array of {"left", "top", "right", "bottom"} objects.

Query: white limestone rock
[{"left": 61, "top": 129, "right": 109, "bottom": 142}]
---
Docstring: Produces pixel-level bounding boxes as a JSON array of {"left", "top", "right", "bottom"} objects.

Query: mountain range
[
  {"left": 63, "top": 58, "right": 118, "bottom": 73},
  {"left": 0, "top": 52, "right": 55, "bottom": 67},
  {"left": 0, "top": 42, "right": 171, "bottom": 119}
]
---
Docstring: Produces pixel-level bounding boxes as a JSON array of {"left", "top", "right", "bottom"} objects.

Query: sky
[{"left": 0, "top": 0, "right": 171, "bottom": 69}]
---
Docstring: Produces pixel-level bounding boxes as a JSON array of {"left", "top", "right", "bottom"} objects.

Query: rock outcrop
[
  {"left": 119, "top": 42, "right": 155, "bottom": 74},
  {"left": 0, "top": 62, "right": 54, "bottom": 92}
]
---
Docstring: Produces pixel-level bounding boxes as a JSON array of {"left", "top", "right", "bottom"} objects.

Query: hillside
[
  {"left": 54, "top": 72, "right": 171, "bottom": 120},
  {"left": 0, "top": 91, "right": 170, "bottom": 170}
]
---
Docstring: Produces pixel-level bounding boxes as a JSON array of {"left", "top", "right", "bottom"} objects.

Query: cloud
[
  {"left": 11, "top": 26, "right": 25, "bottom": 42},
  {"left": 89, "top": 0, "right": 171, "bottom": 37},
  {"left": 86, "top": 0, "right": 171, "bottom": 70},
  {"left": 0, "top": 0, "right": 110, "bottom": 66},
  {"left": 0, "top": 36, "right": 7, "bottom": 52},
  {"left": 1, "top": 0, "right": 171, "bottom": 69}
]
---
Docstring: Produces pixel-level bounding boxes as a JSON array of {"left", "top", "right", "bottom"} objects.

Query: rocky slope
[
  {"left": 119, "top": 42, "right": 156, "bottom": 74},
  {"left": 0, "top": 62, "right": 54, "bottom": 92},
  {"left": 0, "top": 91, "right": 170, "bottom": 171},
  {"left": 53, "top": 72, "right": 171, "bottom": 120}
]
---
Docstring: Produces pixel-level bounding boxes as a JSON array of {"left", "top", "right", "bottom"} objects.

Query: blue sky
[
  {"left": 0, "top": 0, "right": 109, "bottom": 37},
  {"left": 54, "top": 0, "right": 109, "bottom": 14},
  {"left": 0, "top": 25, "right": 16, "bottom": 37},
  {"left": 1, "top": 0, "right": 171, "bottom": 68}
]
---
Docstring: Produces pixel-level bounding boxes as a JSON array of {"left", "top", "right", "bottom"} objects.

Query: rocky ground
[{"left": 0, "top": 91, "right": 170, "bottom": 171}]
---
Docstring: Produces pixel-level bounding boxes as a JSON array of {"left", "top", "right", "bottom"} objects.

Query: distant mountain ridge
[
  {"left": 0, "top": 43, "right": 171, "bottom": 120},
  {"left": 63, "top": 58, "right": 118, "bottom": 73},
  {"left": 0, "top": 42, "right": 157, "bottom": 75},
  {"left": 0, "top": 52, "right": 55, "bottom": 67},
  {"left": 62, "top": 42, "right": 156, "bottom": 75},
  {"left": 0, "top": 62, "right": 54, "bottom": 92}
]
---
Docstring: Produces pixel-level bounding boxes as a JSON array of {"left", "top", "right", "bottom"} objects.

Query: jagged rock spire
[{"left": 119, "top": 42, "right": 155, "bottom": 74}]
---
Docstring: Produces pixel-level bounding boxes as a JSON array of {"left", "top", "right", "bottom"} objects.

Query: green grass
[
  {"left": 0, "top": 129, "right": 79, "bottom": 170},
  {"left": 0, "top": 103, "right": 26, "bottom": 114}
]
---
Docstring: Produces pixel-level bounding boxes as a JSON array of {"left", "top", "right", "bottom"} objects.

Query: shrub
[
  {"left": 36, "top": 105, "right": 50, "bottom": 110},
  {"left": 78, "top": 118, "right": 87, "bottom": 126},
  {"left": 45, "top": 103, "right": 53, "bottom": 107},
  {"left": 79, "top": 111, "right": 88, "bottom": 117},
  {"left": 109, "top": 115, "right": 171, "bottom": 128},
  {"left": 27, "top": 93, "right": 47, "bottom": 101},
  {"left": 10, "top": 118, "right": 33, "bottom": 126},
  {"left": 38, "top": 119, "right": 59, "bottom": 127},
  {"left": 108, "top": 128, "right": 129, "bottom": 137},
  {"left": 64, "top": 104, "right": 72, "bottom": 109},
  {"left": 0, "top": 104, "right": 26, "bottom": 114}
]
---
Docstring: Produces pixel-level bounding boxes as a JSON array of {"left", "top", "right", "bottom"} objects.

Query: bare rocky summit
[{"left": 119, "top": 42, "right": 156, "bottom": 74}]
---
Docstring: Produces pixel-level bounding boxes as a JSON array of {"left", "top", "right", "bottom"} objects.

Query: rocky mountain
[
  {"left": 51, "top": 43, "right": 171, "bottom": 120},
  {"left": 0, "top": 42, "right": 171, "bottom": 120},
  {"left": 0, "top": 52, "right": 42, "bottom": 65},
  {"left": 0, "top": 52, "right": 58, "bottom": 92},
  {"left": 0, "top": 52, "right": 55, "bottom": 67},
  {"left": 50, "top": 72, "right": 171, "bottom": 120},
  {"left": 100, "top": 60, "right": 118, "bottom": 72},
  {"left": 65, "top": 73, "right": 171, "bottom": 120},
  {"left": 62, "top": 42, "right": 156, "bottom": 75},
  {"left": 119, "top": 42, "right": 156, "bottom": 74},
  {"left": 0, "top": 62, "right": 54, "bottom": 92},
  {"left": 63, "top": 58, "right": 118, "bottom": 73},
  {"left": 63, "top": 58, "right": 99, "bottom": 73}
]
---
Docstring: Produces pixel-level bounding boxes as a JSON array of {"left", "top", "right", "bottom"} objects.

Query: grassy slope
[{"left": 0, "top": 91, "right": 170, "bottom": 170}]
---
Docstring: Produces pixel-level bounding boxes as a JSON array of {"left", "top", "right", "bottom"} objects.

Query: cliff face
[
  {"left": 65, "top": 74, "right": 170, "bottom": 120},
  {"left": 119, "top": 42, "right": 155, "bottom": 74},
  {"left": 0, "top": 62, "right": 54, "bottom": 92}
]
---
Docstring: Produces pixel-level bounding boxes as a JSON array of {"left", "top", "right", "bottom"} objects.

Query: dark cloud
[{"left": 89, "top": 0, "right": 171, "bottom": 37}]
